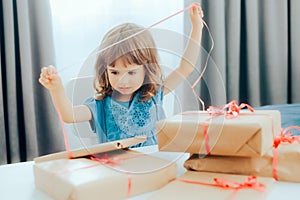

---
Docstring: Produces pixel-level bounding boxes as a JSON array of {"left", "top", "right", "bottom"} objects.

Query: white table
[{"left": 1, "top": 146, "right": 300, "bottom": 200}]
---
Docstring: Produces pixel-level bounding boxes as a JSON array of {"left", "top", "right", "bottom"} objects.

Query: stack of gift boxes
[
  {"left": 153, "top": 102, "right": 300, "bottom": 199},
  {"left": 33, "top": 102, "right": 300, "bottom": 200}
]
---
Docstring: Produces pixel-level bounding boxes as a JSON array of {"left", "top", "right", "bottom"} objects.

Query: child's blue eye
[{"left": 128, "top": 71, "right": 136, "bottom": 75}]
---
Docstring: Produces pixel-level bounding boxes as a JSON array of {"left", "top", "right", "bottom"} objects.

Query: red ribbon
[
  {"left": 89, "top": 154, "right": 123, "bottom": 166},
  {"left": 178, "top": 176, "right": 265, "bottom": 200},
  {"left": 50, "top": 154, "right": 132, "bottom": 198},
  {"left": 90, "top": 154, "right": 132, "bottom": 198},
  {"left": 272, "top": 126, "right": 300, "bottom": 180},
  {"left": 207, "top": 100, "right": 254, "bottom": 118},
  {"left": 203, "top": 100, "right": 254, "bottom": 154}
]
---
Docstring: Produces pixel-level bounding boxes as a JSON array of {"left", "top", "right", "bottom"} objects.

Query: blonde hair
[{"left": 93, "top": 23, "right": 163, "bottom": 102}]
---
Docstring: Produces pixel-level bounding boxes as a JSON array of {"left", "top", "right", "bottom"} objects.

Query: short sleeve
[
  {"left": 83, "top": 97, "right": 98, "bottom": 132},
  {"left": 83, "top": 97, "right": 107, "bottom": 143},
  {"left": 153, "top": 86, "right": 166, "bottom": 120}
]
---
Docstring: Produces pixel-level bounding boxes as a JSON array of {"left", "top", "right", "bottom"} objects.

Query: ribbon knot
[
  {"left": 273, "top": 126, "right": 300, "bottom": 148},
  {"left": 207, "top": 100, "right": 254, "bottom": 118},
  {"left": 90, "top": 154, "right": 123, "bottom": 166},
  {"left": 272, "top": 125, "right": 300, "bottom": 180},
  {"left": 213, "top": 176, "right": 266, "bottom": 192}
]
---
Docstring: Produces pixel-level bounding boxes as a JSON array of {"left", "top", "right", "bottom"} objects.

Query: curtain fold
[
  {"left": 290, "top": 0, "right": 300, "bottom": 102},
  {"left": 0, "top": 0, "right": 64, "bottom": 165},
  {"left": 181, "top": 0, "right": 300, "bottom": 110}
]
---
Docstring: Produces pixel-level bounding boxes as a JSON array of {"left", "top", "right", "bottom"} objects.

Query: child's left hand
[{"left": 190, "top": 3, "right": 204, "bottom": 30}]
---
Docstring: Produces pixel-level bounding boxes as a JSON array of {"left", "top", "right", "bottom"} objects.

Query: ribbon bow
[
  {"left": 178, "top": 175, "right": 266, "bottom": 200},
  {"left": 273, "top": 126, "right": 300, "bottom": 148},
  {"left": 213, "top": 176, "right": 266, "bottom": 192},
  {"left": 207, "top": 100, "right": 254, "bottom": 118},
  {"left": 272, "top": 125, "right": 300, "bottom": 180}
]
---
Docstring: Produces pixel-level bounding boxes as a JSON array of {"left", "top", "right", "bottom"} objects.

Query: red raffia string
[
  {"left": 202, "top": 100, "right": 254, "bottom": 154},
  {"left": 126, "top": 172, "right": 132, "bottom": 198},
  {"left": 207, "top": 100, "right": 254, "bottom": 118},
  {"left": 190, "top": 19, "right": 215, "bottom": 111},
  {"left": 56, "top": 110, "right": 73, "bottom": 158},
  {"left": 272, "top": 126, "right": 300, "bottom": 180},
  {"left": 178, "top": 176, "right": 265, "bottom": 200}
]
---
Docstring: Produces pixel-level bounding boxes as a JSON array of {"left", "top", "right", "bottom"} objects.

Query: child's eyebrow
[
  {"left": 128, "top": 69, "right": 138, "bottom": 72},
  {"left": 107, "top": 65, "right": 142, "bottom": 71},
  {"left": 107, "top": 67, "right": 118, "bottom": 71}
]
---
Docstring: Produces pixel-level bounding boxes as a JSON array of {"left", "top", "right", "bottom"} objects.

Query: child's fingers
[
  {"left": 47, "top": 65, "right": 57, "bottom": 76},
  {"left": 191, "top": 3, "right": 203, "bottom": 17},
  {"left": 40, "top": 65, "right": 57, "bottom": 80}
]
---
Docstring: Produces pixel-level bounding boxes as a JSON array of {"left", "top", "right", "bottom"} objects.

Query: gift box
[
  {"left": 33, "top": 137, "right": 177, "bottom": 200},
  {"left": 149, "top": 171, "right": 274, "bottom": 200},
  {"left": 34, "top": 150, "right": 177, "bottom": 200},
  {"left": 157, "top": 110, "right": 281, "bottom": 157},
  {"left": 34, "top": 136, "right": 147, "bottom": 163},
  {"left": 184, "top": 142, "right": 300, "bottom": 182}
]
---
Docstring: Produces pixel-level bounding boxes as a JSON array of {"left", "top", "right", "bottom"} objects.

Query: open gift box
[
  {"left": 33, "top": 137, "right": 177, "bottom": 200},
  {"left": 157, "top": 110, "right": 281, "bottom": 157},
  {"left": 149, "top": 171, "right": 275, "bottom": 200}
]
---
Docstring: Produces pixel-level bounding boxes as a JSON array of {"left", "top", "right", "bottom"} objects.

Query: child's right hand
[{"left": 39, "top": 65, "right": 63, "bottom": 91}]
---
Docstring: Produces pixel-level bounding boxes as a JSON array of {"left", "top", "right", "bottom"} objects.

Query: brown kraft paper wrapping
[
  {"left": 34, "top": 136, "right": 147, "bottom": 163},
  {"left": 34, "top": 149, "right": 177, "bottom": 200},
  {"left": 157, "top": 110, "right": 281, "bottom": 157},
  {"left": 184, "top": 143, "right": 300, "bottom": 182},
  {"left": 149, "top": 171, "right": 275, "bottom": 200}
]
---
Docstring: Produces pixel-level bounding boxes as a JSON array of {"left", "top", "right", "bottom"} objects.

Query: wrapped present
[
  {"left": 157, "top": 108, "right": 281, "bottom": 157},
  {"left": 184, "top": 141, "right": 300, "bottom": 182},
  {"left": 33, "top": 137, "right": 177, "bottom": 200},
  {"left": 149, "top": 171, "right": 274, "bottom": 200},
  {"left": 34, "top": 149, "right": 177, "bottom": 200}
]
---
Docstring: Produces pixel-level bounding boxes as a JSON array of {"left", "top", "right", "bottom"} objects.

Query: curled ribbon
[
  {"left": 207, "top": 100, "right": 254, "bottom": 118},
  {"left": 178, "top": 176, "right": 265, "bottom": 200},
  {"left": 273, "top": 126, "right": 300, "bottom": 148},
  {"left": 212, "top": 176, "right": 266, "bottom": 192},
  {"left": 272, "top": 126, "right": 300, "bottom": 180}
]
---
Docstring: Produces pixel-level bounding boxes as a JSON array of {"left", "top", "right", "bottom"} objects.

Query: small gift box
[
  {"left": 157, "top": 108, "right": 281, "bottom": 157},
  {"left": 149, "top": 171, "right": 274, "bottom": 200},
  {"left": 33, "top": 137, "right": 177, "bottom": 200},
  {"left": 184, "top": 137, "right": 300, "bottom": 182}
]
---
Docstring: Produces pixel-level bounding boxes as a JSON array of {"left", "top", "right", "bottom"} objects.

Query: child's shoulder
[{"left": 83, "top": 96, "right": 106, "bottom": 106}]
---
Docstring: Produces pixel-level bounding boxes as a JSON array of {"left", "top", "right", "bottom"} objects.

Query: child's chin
[{"left": 117, "top": 90, "right": 134, "bottom": 96}]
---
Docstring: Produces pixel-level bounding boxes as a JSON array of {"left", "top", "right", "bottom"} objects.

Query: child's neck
[{"left": 112, "top": 92, "right": 133, "bottom": 102}]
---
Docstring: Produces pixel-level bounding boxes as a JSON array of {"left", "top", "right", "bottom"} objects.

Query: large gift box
[
  {"left": 184, "top": 142, "right": 300, "bottom": 182},
  {"left": 157, "top": 110, "right": 281, "bottom": 157},
  {"left": 149, "top": 171, "right": 275, "bottom": 200},
  {"left": 33, "top": 138, "right": 177, "bottom": 200}
]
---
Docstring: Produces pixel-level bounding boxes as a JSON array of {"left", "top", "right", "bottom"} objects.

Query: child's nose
[{"left": 118, "top": 73, "right": 130, "bottom": 84}]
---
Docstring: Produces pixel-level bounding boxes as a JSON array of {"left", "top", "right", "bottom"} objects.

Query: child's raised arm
[
  {"left": 163, "top": 3, "right": 204, "bottom": 95},
  {"left": 39, "top": 65, "right": 92, "bottom": 123}
]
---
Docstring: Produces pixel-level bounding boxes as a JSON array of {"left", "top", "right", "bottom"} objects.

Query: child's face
[{"left": 107, "top": 58, "right": 145, "bottom": 101}]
